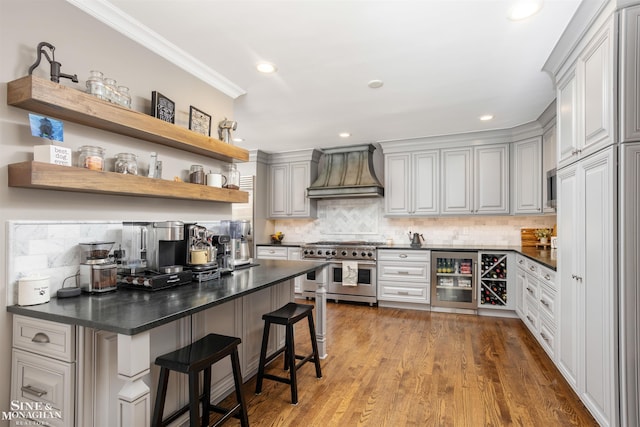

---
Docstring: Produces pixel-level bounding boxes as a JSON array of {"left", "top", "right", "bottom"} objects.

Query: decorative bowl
[{"left": 270, "top": 234, "right": 285, "bottom": 244}]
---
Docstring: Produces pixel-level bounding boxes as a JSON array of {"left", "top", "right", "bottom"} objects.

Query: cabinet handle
[
  {"left": 540, "top": 299, "right": 550, "bottom": 308},
  {"left": 399, "top": 254, "right": 408, "bottom": 258},
  {"left": 21, "top": 385, "right": 47, "bottom": 397},
  {"left": 526, "top": 287, "right": 534, "bottom": 294},
  {"left": 544, "top": 274, "right": 551, "bottom": 281},
  {"left": 269, "top": 250, "right": 275, "bottom": 253},
  {"left": 529, "top": 265, "right": 536, "bottom": 272},
  {"left": 526, "top": 315, "right": 535, "bottom": 324},
  {"left": 397, "top": 291, "right": 409, "bottom": 295},
  {"left": 397, "top": 271, "right": 410, "bottom": 275},
  {"left": 518, "top": 259, "right": 524, "bottom": 265},
  {"left": 540, "top": 332, "right": 550, "bottom": 342},
  {"left": 31, "top": 332, "right": 50, "bottom": 343}
]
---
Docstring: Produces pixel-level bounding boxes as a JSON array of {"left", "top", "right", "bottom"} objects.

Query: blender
[{"left": 79, "top": 242, "right": 118, "bottom": 293}]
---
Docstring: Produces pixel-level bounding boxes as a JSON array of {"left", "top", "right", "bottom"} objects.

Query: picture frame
[
  {"left": 189, "top": 106, "right": 212, "bottom": 137},
  {"left": 151, "top": 91, "right": 175, "bottom": 124}
]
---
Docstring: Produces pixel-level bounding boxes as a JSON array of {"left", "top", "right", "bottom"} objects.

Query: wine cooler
[{"left": 431, "top": 251, "right": 477, "bottom": 310}]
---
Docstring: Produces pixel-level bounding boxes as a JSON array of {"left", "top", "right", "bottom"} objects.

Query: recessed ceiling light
[
  {"left": 368, "top": 80, "right": 384, "bottom": 89},
  {"left": 508, "top": 0, "right": 543, "bottom": 21},
  {"left": 232, "top": 137, "right": 244, "bottom": 143},
  {"left": 479, "top": 115, "right": 494, "bottom": 121},
  {"left": 256, "top": 62, "right": 277, "bottom": 73},
  {"left": 339, "top": 132, "right": 351, "bottom": 138}
]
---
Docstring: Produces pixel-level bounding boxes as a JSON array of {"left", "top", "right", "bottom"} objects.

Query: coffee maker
[
  {"left": 118, "top": 221, "right": 192, "bottom": 290},
  {"left": 213, "top": 234, "right": 233, "bottom": 275},
  {"left": 229, "top": 220, "right": 251, "bottom": 267},
  {"left": 79, "top": 241, "right": 117, "bottom": 293},
  {"left": 183, "top": 223, "right": 221, "bottom": 282}
]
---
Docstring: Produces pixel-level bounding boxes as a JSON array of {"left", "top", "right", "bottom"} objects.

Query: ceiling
[{"left": 71, "top": 0, "right": 582, "bottom": 153}]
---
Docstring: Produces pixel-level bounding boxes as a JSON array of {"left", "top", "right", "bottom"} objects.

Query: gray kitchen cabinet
[
  {"left": 557, "top": 146, "right": 616, "bottom": 427},
  {"left": 441, "top": 144, "right": 509, "bottom": 215},
  {"left": 621, "top": 5, "right": 640, "bottom": 143},
  {"left": 11, "top": 315, "right": 76, "bottom": 427},
  {"left": 377, "top": 249, "right": 430, "bottom": 308},
  {"left": 384, "top": 150, "right": 439, "bottom": 216},
  {"left": 268, "top": 150, "right": 320, "bottom": 219},
  {"left": 511, "top": 137, "right": 542, "bottom": 215},
  {"left": 557, "top": 17, "right": 616, "bottom": 168}
]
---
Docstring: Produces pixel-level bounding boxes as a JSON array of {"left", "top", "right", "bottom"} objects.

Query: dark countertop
[
  {"left": 257, "top": 242, "right": 556, "bottom": 270},
  {"left": 7, "top": 260, "right": 328, "bottom": 336}
]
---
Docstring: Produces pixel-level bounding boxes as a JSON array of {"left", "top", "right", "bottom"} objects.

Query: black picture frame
[
  {"left": 151, "top": 91, "right": 175, "bottom": 124},
  {"left": 188, "top": 105, "right": 212, "bottom": 137}
]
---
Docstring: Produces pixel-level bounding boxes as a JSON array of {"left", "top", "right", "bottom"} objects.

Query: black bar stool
[
  {"left": 255, "top": 302, "right": 322, "bottom": 404},
  {"left": 152, "top": 333, "right": 249, "bottom": 427}
]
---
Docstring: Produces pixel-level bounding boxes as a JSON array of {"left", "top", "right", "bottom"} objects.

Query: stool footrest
[{"left": 262, "top": 373, "right": 292, "bottom": 385}]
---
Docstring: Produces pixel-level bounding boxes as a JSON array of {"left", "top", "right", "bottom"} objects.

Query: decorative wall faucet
[{"left": 28, "top": 42, "right": 78, "bottom": 84}]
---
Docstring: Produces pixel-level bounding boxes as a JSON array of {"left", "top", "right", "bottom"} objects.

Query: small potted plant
[{"left": 535, "top": 228, "right": 552, "bottom": 245}]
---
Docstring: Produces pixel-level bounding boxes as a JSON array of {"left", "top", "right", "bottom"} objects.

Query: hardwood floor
[{"left": 218, "top": 300, "right": 597, "bottom": 426}]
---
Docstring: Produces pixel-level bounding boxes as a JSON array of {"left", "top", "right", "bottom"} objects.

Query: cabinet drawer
[
  {"left": 378, "top": 282, "right": 429, "bottom": 303},
  {"left": 538, "top": 266, "right": 556, "bottom": 290},
  {"left": 377, "top": 249, "right": 430, "bottom": 262},
  {"left": 11, "top": 349, "right": 75, "bottom": 427},
  {"left": 256, "top": 246, "right": 288, "bottom": 259},
  {"left": 523, "top": 277, "right": 539, "bottom": 301},
  {"left": 378, "top": 262, "right": 429, "bottom": 282},
  {"left": 13, "top": 315, "right": 75, "bottom": 362},
  {"left": 538, "top": 317, "right": 556, "bottom": 359},
  {"left": 523, "top": 304, "right": 539, "bottom": 332},
  {"left": 539, "top": 283, "right": 557, "bottom": 324}
]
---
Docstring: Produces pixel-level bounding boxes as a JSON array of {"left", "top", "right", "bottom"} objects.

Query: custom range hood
[{"left": 307, "top": 144, "right": 384, "bottom": 199}]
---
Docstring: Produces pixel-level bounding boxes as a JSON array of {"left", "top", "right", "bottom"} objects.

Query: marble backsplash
[{"left": 274, "top": 198, "right": 557, "bottom": 246}]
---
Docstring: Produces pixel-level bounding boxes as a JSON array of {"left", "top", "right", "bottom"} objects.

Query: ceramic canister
[{"left": 18, "top": 275, "right": 50, "bottom": 306}]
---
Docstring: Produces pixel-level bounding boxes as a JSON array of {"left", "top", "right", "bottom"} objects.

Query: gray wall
[{"left": 0, "top": 0, "right": 238, "bottom": 419}]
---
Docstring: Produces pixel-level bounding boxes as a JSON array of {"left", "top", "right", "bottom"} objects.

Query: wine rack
[{"left": 480, "top": 253, "right": 508, "bottom": 307}]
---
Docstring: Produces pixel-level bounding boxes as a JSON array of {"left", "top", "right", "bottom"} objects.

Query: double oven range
[{"left": 300, "top": 241, "right": 380, "bottom": 306}]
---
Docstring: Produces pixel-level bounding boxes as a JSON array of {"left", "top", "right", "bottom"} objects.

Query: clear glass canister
[
  {"left": 189, "top": 165, "right": 205, "bottom": 184},
  {"left": 225, "top": 163, "right": 240, "bottom": 189},
  {"left": 117, "top": 86, "right": 131, "bottom": 108},
  {"left": 78, "top": 145, "right": 105, "bottom": 171},
  {"left": 115, "top": 153, "right": 138, "bottom": 175},
  {"left": 86, "top": 70, "right": 106, "bottom": 100},
  {"left": 103, "top": 78, "right": 117, "bottom": 103}
]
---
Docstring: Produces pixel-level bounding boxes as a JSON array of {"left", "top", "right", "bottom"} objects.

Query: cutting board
[{"left": 521, "top": 228, "right": 539, "bottom": 247}]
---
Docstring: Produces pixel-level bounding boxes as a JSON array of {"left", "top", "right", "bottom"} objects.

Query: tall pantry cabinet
[{"left": 546, "top": 2, "right": 640, "bottom": 426}]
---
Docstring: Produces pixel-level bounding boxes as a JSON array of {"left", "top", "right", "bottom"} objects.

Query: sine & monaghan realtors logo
[{"left": 1, "top": 400, "right": 63, "bottom": 425}]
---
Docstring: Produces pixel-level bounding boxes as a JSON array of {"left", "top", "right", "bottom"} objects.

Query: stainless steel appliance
[
  {"left": 79, "top": 242, "right": 117, "bottom": 293},
  {"left": 229, "top": 220, "right": 251, "bottom": 267},
  {"left": 184, "top": 223, "right": 220, "bottom": 283},
  {"left": 213, "top": 234, "right": 233, "bottom": 275},
  {"left": 301, "top": 241, "right": 379, "bottom": 305},
  {"left": 431, "top": 251, "right": 477, "bottom": 311}
]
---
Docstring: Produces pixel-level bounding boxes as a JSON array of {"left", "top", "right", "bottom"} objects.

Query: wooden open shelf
[
  {"left": 8, "top": 162, "right": 249, "bottom": 203},
  {"left": 7, "top": 75, "right": 249, "bottom": 163}
]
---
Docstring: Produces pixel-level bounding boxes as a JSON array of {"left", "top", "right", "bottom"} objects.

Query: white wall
[{"left": 0, "top": 0, "right": 237, "bottom": 421}]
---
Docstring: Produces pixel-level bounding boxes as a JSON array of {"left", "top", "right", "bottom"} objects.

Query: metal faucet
[{"left": 28, "top": 42, "right": 78, "bottom": 84}]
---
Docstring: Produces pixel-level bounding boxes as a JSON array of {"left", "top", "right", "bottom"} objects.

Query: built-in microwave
[{"left": 547, "top": 168, "right": 557, "bottom": 209}]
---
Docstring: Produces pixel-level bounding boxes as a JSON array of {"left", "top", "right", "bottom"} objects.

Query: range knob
[
  {"left": 325, "top": 250, "right": 331, "bottom": 256},
  {"left": 341, "top": 250, "right": 347, "bottom": 256},
  {"left": 331, "top": 250, "right": 337, "bottom": 256},
  {"left": 309, "top": 250, "right": 314, "bottom": 255},
  {"left": 303, "top": 250, "right": 309, "bottom": 255},
  {"left": 367, "top": 252, "right": 373, "bottom": 257},
  {"left": 352, "top": 251, "right": 358, "bottom": 257},
  {"left": 361, "top": 252, "right": 366, "bottom": 257}
]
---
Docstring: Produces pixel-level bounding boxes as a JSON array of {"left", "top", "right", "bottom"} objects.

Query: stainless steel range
[{"left": 301, "top": 241, "right": 380, "bottom": 305}]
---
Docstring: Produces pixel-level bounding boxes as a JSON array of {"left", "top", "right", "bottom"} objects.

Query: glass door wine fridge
[{"left": 431, "top": 251, "right": 477, "bottom": 310}]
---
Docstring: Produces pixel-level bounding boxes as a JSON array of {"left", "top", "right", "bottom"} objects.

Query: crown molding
[{"left": 66, "top": 0, "right": 246, "bottom": 99}]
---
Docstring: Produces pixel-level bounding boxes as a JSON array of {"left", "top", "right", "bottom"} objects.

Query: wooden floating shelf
[
  {"left": 6, "top": 75, "right": 249, "bottom": 163},
  {"left": 8, "top": 162, "right": 249, "bottom": 203}
]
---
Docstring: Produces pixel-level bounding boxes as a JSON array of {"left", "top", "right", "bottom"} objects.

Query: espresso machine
[
  {"left": 117, "top": 221, "right": 192, "bottom": 290},
  {"left": 229, "top": 220, "right": 251, "bottom": 268},
  {"left": 213, "top": 234, "right": 233, "bottom": 275},
  {"left": 184, "top": 223, "right": 220, "bottom": 282}
]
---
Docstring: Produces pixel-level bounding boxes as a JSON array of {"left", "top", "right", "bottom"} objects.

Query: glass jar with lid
[
  {"left": 117, "top": 86, "right": 131, "bottom": 108},
  {"left": 114, "top": 153, "right": 138, "bottom": 175},
  {"left": 78, "top": 145, "right": 105, "bottom": 171},
  {"left": 189, "top": 165, "right": 205, "bottom": 184},
  {"left": 224, "top": 163, "right": 240, "bottom": 189},
  {"left": 86, "top": 70, "right": 106, "bottom": 100},
  {"left": 103, "top": 78, "right": 117, "bottom": 103}
]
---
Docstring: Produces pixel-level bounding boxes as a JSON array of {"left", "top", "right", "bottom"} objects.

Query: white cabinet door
[
  {"left": 384, "top": 151, "right": 438, "bottom": 216},
  {"left": 289, "top": 161, "right": 312, "bottom": 216},
  {"left": 413, "top": 151, "right": 439, "bottom": 215},
  {"left": 557, "top": 162, "right": 580, "bottom": 389},
  {"left": 512, "top": 137, "right": 542, "bottom": 215},
  {"left": 474, "top": 144, "right": 509, "bottom": 214},
  {"left": 384, "top": 154, "right": 411, "bottom": 215},
  {"left": 558, "top": 147, "right": 617, "bottom": 427},
  {"left": 621, "top": 5, "right": 640, "bottom": 142},
  {"left": 557, "top": 71, "right": 578, "bottom": 166},
  {"left": 441, "top": 148, "right": 472, "bottom": 214},
  {"left": 268, "top": 164, "right": 289, "bottom": 217}
]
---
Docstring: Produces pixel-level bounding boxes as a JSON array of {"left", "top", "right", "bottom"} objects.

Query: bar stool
[
  {"left": 255, "top": 302, "right": 322, "bottom": 404},
  {"left": 152, "top": 333, "right": 249, "bottom": 427}
]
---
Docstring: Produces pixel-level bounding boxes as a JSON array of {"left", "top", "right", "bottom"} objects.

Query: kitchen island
[{"left": 8, "top": 260, "right": 329, "bottom": 427}]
